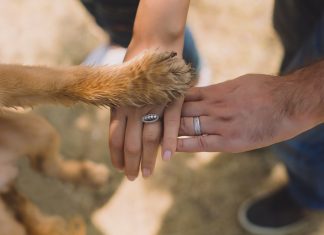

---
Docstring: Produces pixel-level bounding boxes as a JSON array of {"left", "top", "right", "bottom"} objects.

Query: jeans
[{"left": 272, "top": 0, "right": 324, "bottom": 209}]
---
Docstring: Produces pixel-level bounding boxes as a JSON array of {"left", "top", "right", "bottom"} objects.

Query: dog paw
[
  {"left": 74, "top": 50, "right": 195, "bottom": 107},
  {"left": 114, "top": 50, "right": 195, "bottom": 107}
]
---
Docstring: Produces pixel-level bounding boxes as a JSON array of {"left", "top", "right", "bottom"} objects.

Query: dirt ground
[{"left": 0, "top": 0, "right": 323, "bottom": 235}]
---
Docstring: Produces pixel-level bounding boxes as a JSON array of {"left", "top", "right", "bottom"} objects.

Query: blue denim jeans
[
  {"left": 272, "top": 0, "right": 324, "bottom": 209},
  {"left": 183, "top": 27, "right": 202, "bottom": 72}
]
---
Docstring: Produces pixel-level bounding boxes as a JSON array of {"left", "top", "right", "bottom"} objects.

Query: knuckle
[{"left": 124, "top": 145, "right": 141, "bottom": 157}]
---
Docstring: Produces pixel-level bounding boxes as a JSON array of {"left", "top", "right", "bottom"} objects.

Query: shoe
[{"left": 238, "top": 187, "right": 307, "bottom": 235}]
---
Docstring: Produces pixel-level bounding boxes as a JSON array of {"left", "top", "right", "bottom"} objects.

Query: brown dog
[{"left": 0, "top": 51, "right": 193, "bottom": 235}]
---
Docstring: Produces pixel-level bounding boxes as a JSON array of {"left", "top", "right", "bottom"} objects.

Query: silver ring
[
  {"left": 193, "top": 116, "right": 202, "bottom": 135},
  {"left": 142, "top": 113, "right": 160, "bottom": 123}
]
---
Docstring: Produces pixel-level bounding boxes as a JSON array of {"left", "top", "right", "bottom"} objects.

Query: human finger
[
  {"left": 141, "top": 107, "right": 164, "bottom": 178},
  {"left": 161, "top": 98, "right": 183, "bottom": 161},
  {"left": 176, "top": 135, "right": 226, "bottom": 152},
  {"left": 184, "top": 87, "right": 203, "bottom": 102},
  {"left": 109, "top": 108, "right": 126, "bottom": 170},
  {"left": 124, "top": 112, "right": 143, "bottom": 181},
  {"left": 178, "top": 116, "right": 226, "bottom": 136}
]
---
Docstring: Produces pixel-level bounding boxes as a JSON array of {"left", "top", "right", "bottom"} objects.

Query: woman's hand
[
  {"left": 107, "top": 0, "right": 190, "bottom": 180},
  {"left": 109, "top": 105, "right": 163, "bottom": 180}
]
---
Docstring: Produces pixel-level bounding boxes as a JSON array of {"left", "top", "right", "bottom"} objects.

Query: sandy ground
[{"left": 0, "top": 0, "right": 323, "bottom": 235}]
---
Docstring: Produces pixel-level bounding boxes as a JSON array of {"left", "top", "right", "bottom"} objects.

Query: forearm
[
  {"left": 279, "top": 60, "right": 324, "bottom": 125},
  {"left": 126, "top": 0, "right": 190, "bottom": 60}
]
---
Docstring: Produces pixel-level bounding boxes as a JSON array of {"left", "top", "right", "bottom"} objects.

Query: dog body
[{"left": 0, "top": 51, "right": 193, "bottom": 235}]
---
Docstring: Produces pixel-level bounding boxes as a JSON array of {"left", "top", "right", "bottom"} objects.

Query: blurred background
[{"left": 0, "top": 0, "right": 323, "bottom": 234}]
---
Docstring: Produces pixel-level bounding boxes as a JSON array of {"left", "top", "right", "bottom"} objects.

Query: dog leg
[
  {"left": 0, "top": 197, "right": 26, "bottom": 235},
  {"left": 1, "top": 187, "right": 85, "bottom": 235},
  {"left": 0, "top": 111, "right": 109, "bottom": 187},
  {"left": 0, "top": 150, "right": 19, "bottom": 194},
  {"left": 0, "top": 51, "right": 193, "bottom": 108}
]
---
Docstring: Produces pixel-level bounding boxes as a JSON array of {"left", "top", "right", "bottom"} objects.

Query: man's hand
[{"left": 177, "top": 73, "right": 322, "bottom": 153}]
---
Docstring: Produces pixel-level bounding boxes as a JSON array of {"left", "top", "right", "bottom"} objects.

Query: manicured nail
[
  {"left": 163, "top": 150, "right": 172, "bottom": 161},
  {"left": 127, "top": 175, "right": 137, "bottom": 181},
  {"left": 142, "top": 168, "right": 151, "bottom": 178}
]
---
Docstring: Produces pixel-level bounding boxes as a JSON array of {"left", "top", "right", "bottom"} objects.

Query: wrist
[
  {"left": 125, "top": 36, "right": 184, "bottom": 61},
  {"left": 132, "top": 26, "right": 185, "bottom": 46},
  {"left": 280, "top": 71, "right": 322, "bottom": 126}
]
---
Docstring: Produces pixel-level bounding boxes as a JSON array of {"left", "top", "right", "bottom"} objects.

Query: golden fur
[{"left": 0, "top": 51, "right": 193, "bottom": 235}]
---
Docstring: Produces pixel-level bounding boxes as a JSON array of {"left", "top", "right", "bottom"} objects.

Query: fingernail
[
  {"left": 163, "top": 150, "right": 172, "bottom": 161},
  {"left": 142, "top": 168, "right": 151, "bottom": 178},
  {"left": 127, "top": 175, "right": 137, "bottom": 181}
]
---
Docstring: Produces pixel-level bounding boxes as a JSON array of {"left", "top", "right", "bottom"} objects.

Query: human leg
[
  {"left": 273, "top": 8, "right": 324, "bottom": 210},
  {"left": 239, "top": 2, "right": 324, "bottom": 234}
]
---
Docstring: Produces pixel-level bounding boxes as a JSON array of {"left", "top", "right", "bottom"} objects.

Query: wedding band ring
[
  {"left": 142, "top": 113, "right": 160, "bottom": 123},
  {"left": 193, "top": 116, "right": 202, "bottom": 136}
]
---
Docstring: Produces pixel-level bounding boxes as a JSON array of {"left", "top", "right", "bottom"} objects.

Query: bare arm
[
  {"left": 178, "top": 60, "right": 324, "bottom": 153},
  {"left": 125, "top": 0, "right": 190, "bottom": 59}
]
